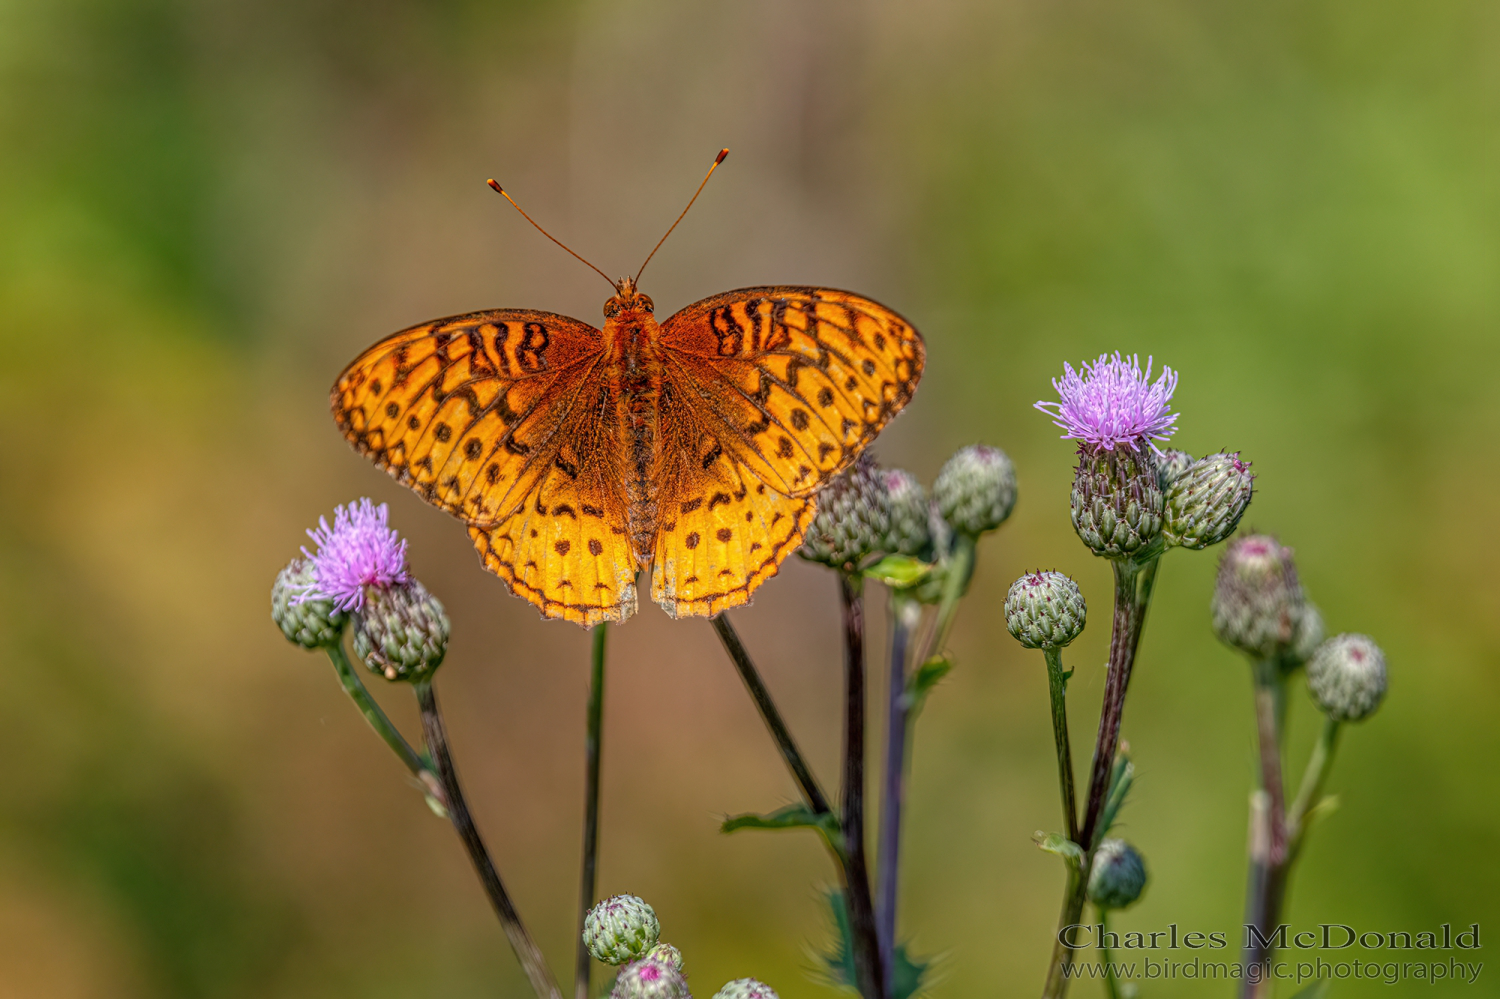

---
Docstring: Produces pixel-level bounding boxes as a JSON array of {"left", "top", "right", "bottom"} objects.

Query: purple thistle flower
[
  {"left": 295, "top": 498, "right": 410, "bottom": 612},
  {"left": 1034, "top": 352, "right": 1180, "bottom": 453}
]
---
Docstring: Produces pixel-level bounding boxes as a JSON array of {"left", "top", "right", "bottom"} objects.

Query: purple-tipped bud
[
  {"left": 1308, "top": 634, "right": 1387, "bottom": 722},
  {"left": 1088, "top": 839, "right": 1148, "bottom": 910},
  {"left": 1035, "top": 352, "right": 1179, "bottom": 453},
  {"left": 1071, "top": 446, "right": 1164, "bottom": 559},
  {"left": 1211, "top": 535, "right": 1316, "bottom": 662},
  {"left": 1005, "top": 571, "right": 1086, "bottom": 649},
  {"left": 882, "top": 469, "right": 931, "bottom": 556},
  {"left": 584, "top": 895, "right": 661, "bottom": 966},
  {"left": 612, "top": 954, "right": 690, "bottom": 999},
  {"left": 1157, "top": 448, "right": 1195, "bottom": 488},
  {"left": 713, "top": 979, "right": 779, "bottom": 999},
  {"left": 933, "top": 444, "right": 1017, "bottom": 537},
  {"left": 1163, "top": 451, "right": 1255, "bottom": 550},
  {"left": 800, "top": 453, "right": 891, "bottom": 572},
  {"left": 643, "top": 944, "right": 683, "bottom": 973},
  {"left": 272, "top": 558, "right": 347, "bottom": 649},
  {"left": 352, "top": 579, "right": 450, "bottom": 682}
]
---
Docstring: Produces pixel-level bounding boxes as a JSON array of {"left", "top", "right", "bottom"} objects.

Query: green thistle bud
[
  {"left": 1162, "top": 451, "right": 1254, "bottom": 550},
  {"left": 584, "top": 894, "right": 661, "bottom": 966},
  {"left": 713, "top": 979, "right": 779, "bottom": 999},
  {"left": 1004, "top": 571, "right": 1086, "bottom": 649},
  {"left": 1088, "top": 838, "right": 1147, "bottom": 911},
  {"left": 1289, "top": 602, "right": 1325, "bottom": 668},
  {"left": 612, "top": 955, "right": 690, "bottom": 999},
  {"left": 800, "top": 453, "right": 891, "bottom": 572},
  {"left": 1308, "top": 634, "right": 1387, "bottom": 722},
  {"left": 271, "top": 559, "right": 347, "bottom": 649},
  {"left": 1157, "top": 448, "right": 1195, "bottom": 487},
  {"left": 352, "top": 580, "right": 450, "bottom": 683},
  {"left": 882, "top": 469, "right": 931, "bottom": 556},
  {"left": 934, "top": 444, "right": 1017, "bottom": 537},
  {"left": 1070, "top": 446, "right": 1164, "bottom": 559},
  {"left": 643, "top": 943, "right": 683, "bottom": 973},
  {"left": 1211, "top": 535, "right": 1313, "bottom": 661}
]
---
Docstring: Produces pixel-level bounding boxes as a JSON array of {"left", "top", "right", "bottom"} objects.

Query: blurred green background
[{"left": 1, "top": 0, "right": 1496, "bottom": 996}]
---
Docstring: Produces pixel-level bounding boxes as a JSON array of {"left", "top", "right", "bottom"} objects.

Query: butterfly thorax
[{"left": 601, "top": 288, "right": 664, "bottom": 568}]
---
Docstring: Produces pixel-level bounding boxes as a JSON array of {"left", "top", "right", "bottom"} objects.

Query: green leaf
[
  {"left": 1033, "top": 830, "right": 1085, "bottom": 868},
  {"left": 1099, "top": 757, "right": 1135, "bottom": 838},
  {"left": 815, "top": 889, "right": 935, "bottom": 999},
  {"left": 864, "top": 554, "right": 933, "bottom": 589},
  {"left": 1288, "top": 980, "right": 1331, "bottom": 999},
  {"left": 721, "top": 803, "right": 842, "bottom": 852},
  {"left": 906, "top": 655, "right": 953, "bottom": 719}
]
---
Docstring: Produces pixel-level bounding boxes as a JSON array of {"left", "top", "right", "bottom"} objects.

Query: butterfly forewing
[{"left": 658, "top": 287, "right": 925, "bottom": 497}]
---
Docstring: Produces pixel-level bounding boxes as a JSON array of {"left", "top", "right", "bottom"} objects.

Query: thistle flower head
[
  {"left": 933, "top": 444, "right": 1017, "bottom": 537},
  {"left": 881, "top": 468, "right": 931, "bottom": 556},
  {"left": 800, "top": 453, "right": 891, "bottom": 572},
  {"left": 1088, "top": 838, "right": 1148, "bottom": 910},
  {"left": 1308, "top": 633, "right": 1388, "bottom": 722},
  {"left": 584, "top": 894, "right": 661, "bottom": 966},
  {"left": 612, "top": 954, "right": 690, "bottom": 999},
  {"left": 1035, "top": 352, "right": 1179, "bottom": 453},
  {"left": 1004, "top": 571, "right": 1087, "bottom": 649},
  {"left": 353, "top": 580, "right": 450, "bottom": 683},
  {"left": 297, "top": 498, "right": 409, "bottom": 612},
  {"left": 271, "top": 558, "right": 347, "bottom": 649},
  {"left": 713, "top": 979, "right": 779, "bottom": 999},
  {"left": 1211, "top": 534, "right": 1315, "bottom": 662}
]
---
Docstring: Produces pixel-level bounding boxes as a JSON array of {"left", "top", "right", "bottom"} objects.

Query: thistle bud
[
  {"left": 1157, "top": 448, "right": 1195, "bottom": 487},
  {"left": 272, "top": 559, "right": 347, "bottom": 649},
  {"left": 643, "top": 943, "right": 684, "bottom": 972},
  {"left": 1211, "top": 535, "right": 1313, "bottom": 661},
  {"left": 1307, "top": 634, "right": 1387, "bottom": 722},
  {"left": 352, "top": 579, "right": 450, "bottom": 683},
  {"left": 800, "top": 453, "right": 890, "bottom": 572},
  {"left": 1087, "top": 838, "right": 1147, "bottom": 911},
  {"left": 612, "top": 955, "right": 690, "bottom": 999},
  {"left": 1004, "top": 571, "right": 1086, "bottom": 649},
  {"left": 934, "top": 444, "right": 1017, "bottom": 537},
  {"left": 882, "top": 469, "right": 931, "bottom": 556},
  {"left": 1162, "top": 452, "right": 1254, "bottom": 550},
  {"left": 713, "top": 979, "right": 779, "bottom": 999},
  {"left": 1070, "top": 446, "right": 1164, "bottom": 559},
  {"left": 584, "top": 895, "right": 661, "bottom": 966}
]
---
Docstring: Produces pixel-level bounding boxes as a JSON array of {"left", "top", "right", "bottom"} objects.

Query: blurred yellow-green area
[{"left": 2, "top": 1, "right": 1496, "bottom": 996}]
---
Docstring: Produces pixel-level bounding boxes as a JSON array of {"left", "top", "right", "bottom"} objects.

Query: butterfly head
[{"left": 604, "top": 277, "right": 655, "bottom": 319}]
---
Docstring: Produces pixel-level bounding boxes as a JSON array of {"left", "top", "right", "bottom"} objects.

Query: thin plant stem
[
  {"left": 710, "top": 614, "right": 833, "bottom": 816},
  {"left": 1099, "top": 908, "right": 1124, "bottom": 999},
  {"left": 415, "top": 680, "right": 564, "bottom": 999},
  {"left": 1042, "top": 647, "right": 1079, "bottom": 843},
  {"left": 875, "top": 594, "right": 917, "bottom": 988},
  {"left": 324, "top": 642, "right": 447, "bottom": 809},
  {"left": 1288, "top": 716, "right": 1342, "bottom": 860},
  {"left": 575, "top": 625, "right": 608, "bottom": 999},
  {"left": 839, "top": 572, "right": 887, "bottom": 999},
  {"left": 1042, "top": 552, "right": 1158, "bottom": 999},
  {"left": 1241, "top": 659, "right": 1289, "bottom": 999}
]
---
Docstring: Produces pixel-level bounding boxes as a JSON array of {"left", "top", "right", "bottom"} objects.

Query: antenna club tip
[
  {"left": 486, "top": 179, "right": 504, "bottom": 193},
  {"left": 715, "top": 149, "right": 729, "bottom": 164}
]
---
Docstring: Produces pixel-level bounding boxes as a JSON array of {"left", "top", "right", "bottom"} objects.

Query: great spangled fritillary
[{"left": 331, "top": 163, "right": 924, "bottom": 625}]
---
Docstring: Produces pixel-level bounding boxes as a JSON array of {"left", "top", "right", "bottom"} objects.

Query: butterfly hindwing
[{"left": 658, "top": 286, "right": 925, "bottom": 498}]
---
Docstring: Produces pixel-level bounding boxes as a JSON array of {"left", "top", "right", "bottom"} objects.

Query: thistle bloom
[
  {"left": 1035, "top": 352, "right": 1179, "bottom": 453},
  {"left": 297, "top": 498, "right": 410, "bottom": 611}
]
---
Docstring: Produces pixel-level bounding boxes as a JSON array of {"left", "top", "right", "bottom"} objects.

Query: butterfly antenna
[
  {"left": 634, "top": 148, "right": 728, "bottom": 285},
  {"left": 487, "top": 179, "right": 618, "bottom": 291}
]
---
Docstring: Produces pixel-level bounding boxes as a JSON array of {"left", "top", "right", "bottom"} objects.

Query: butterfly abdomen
[{"left": 605, "top": 311, "right": 667, "bottom": 568}]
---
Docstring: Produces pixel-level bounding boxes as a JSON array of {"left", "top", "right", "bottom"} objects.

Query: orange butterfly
[{"left": 331, "top": 151, "right": 924, "bottom": 625}]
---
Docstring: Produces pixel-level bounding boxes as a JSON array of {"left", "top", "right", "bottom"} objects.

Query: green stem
[
  {"left": 1099, "top": 909, "right": 1124, "bottom": 999},
  {"left": 1042, "top": 648, "right": 1079, "bottom": 843},
  {"left": 1288, "top": 716, "right": 1341, "bottom": 861},
  {"left": 926, "top": 534, "right": 976, "bottom": 665},
  {"left": 839, "top": 572, "right": 887, "bottom": 999},
  {"left": 1241, "top": 659, "right": 1289, "bottom": 999},
  {"left": 324, "top": 642, "right": 446, "bottom": 809},
  {"left": 416, "top": 680, "right": 564, "bottom": 999},
  {"left": 875, "top": 594, "right": 917, "bottom": 988},
  {"left": 575, "top": 626, "right": 608, "bottom": 999}
]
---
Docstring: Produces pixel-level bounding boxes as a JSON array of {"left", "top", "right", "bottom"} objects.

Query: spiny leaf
[
  {"left": 1034, "top": 830, "right": 1085, "bottom": 869},
  {"left": 864, "top": 554, "right": 933, "bottom": 589},
  {"left": 815, "top": 889, "right": 934, "bottom": 999},
  {"left": 906, "top": 655, "right": 953, "bottom": 719},
  {"left": 721, "top": 803, "right": 842, "bottom": 852}
]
